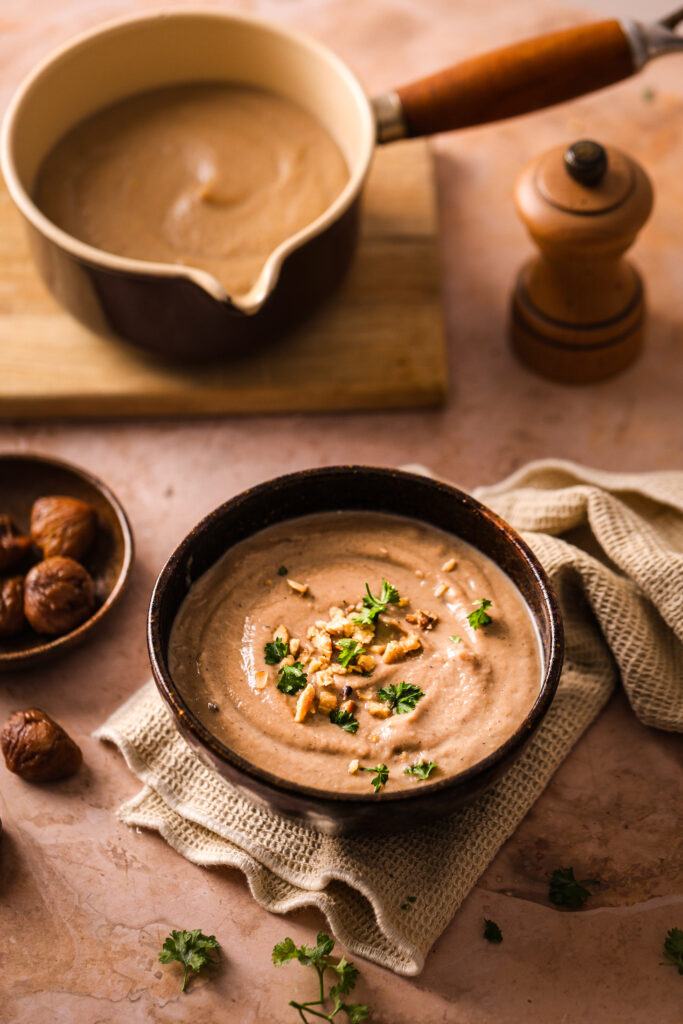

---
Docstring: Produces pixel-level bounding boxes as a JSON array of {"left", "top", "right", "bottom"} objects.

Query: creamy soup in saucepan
[
  {"left": 34, "top": 83, "right": 349, "bottom": 298},
  {"left": 169, "top": 512, "right": 542, "bottom": 794}
]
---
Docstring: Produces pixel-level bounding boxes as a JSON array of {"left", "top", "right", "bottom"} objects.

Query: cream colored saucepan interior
[{"left": 2, "top": 9, "right": 681, "bottom": 359}]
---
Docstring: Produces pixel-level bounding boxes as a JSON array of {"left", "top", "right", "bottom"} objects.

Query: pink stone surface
[{"left": 1, "top": 1, "right": 682, "bottom": 1021}]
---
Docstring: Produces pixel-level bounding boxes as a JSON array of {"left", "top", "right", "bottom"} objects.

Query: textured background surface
[{"left": 1, "top": 1, "right": 682, "bottom": 1021}]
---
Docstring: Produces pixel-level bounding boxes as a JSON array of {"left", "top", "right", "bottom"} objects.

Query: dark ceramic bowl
[
  {"left": 149, "top": 466, "right": 563, "bottom": 835},
  {"left": 0, "top": 453, "right": 134, "bottom": 670}
]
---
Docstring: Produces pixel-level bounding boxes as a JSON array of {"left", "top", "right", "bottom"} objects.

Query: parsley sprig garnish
[
  {"left": 661, "top": 927, "right": 683, "bottom": 975},
  {"left": 336, "top": 638, "right": 366, "bottom": 669},
  {"left": 548, "top": 867, "right": 599, "bottom": 909},
  {"left": 358, "top": 763, "right": 389, "bottom": 793},
  {"left": 377, "top": 681, "right": 424, "bottom": 714},
  {"left": 483, "top": 919, "right": 503, "bottom": 944},
  {"left": 352, "top": 579, "right": 400, "bottom": 626},
  {"left": 158, "top": 929, "right": 220, "bottom": 992},
  {"left": 265, "top": 638, "right": 289, "bottom": 664},
  {"left": 329, "top": 709, "right": 359, "bottom": 734},
  {"left": 277, "top": 662, "right": 308, "bottom": 695},
  {"left": 467, "top": 598, "right": 492, "bottom": 630},
  {"left": 404, "top": 760, "right": 437, "bottom": 781},
  {"left": 272, "top": 931, "right": 370, "bottom": 1022}
]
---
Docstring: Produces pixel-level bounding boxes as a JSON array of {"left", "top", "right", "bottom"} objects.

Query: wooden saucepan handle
[{"left": 387, "top": 20, "right": 637, "bottom": 139}]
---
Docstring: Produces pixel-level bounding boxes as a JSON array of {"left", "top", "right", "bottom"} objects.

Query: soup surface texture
[
  {"left": 34, "top": 83, "right": 349, "bottom": 297},
  {"left": 169, "top": 512, "right": 542, "bottom": 794}
]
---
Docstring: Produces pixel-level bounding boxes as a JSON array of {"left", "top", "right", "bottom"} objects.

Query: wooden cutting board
[{"left": 0, "top": 141, "right": 447, "bottom": 418}]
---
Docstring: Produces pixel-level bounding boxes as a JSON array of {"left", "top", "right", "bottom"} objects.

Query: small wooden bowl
[{"left": 0, "top": 453, "right": 134, "bottom": 670}]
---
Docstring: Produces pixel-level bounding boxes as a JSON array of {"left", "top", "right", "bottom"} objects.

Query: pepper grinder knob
[{"left": 510, "top": 139, "right": 653, "bottom": 382}]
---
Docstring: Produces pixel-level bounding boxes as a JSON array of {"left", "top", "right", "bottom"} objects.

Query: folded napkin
[{"left": 95, "top": 461, "right": 683, "bottom": 976}]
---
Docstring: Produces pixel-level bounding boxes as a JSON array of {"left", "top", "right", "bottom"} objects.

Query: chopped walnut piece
[
  {"left": 441, "top": 557, "right": 457, "bottom": 572},
  {"left": 357, "top": 654, "right": 376, "bottom": 673},
  {"left": 340, "top": 699, "right": 356, "bottom": 715},
  {"left": 308, "top": 658, "right": 322, "bottom": 673},
  {"left": 366, "top": 701, "right": 391, "bottom": 719},
  {"left": 326, "top": 616, "right": 350, "bottom": 637},
  {"left": 405, "top": 609, "right": 438, "bottom": 631},
  {"left": 287, "top": 579, "right": 308, "bottom": 595},
  {"left": 318, "top": 690, "right": 338, "bottom": 713},
  {"left": 370, "top": 644, "right": 385, "bottom": 655},
  {"left": 434, "top": 583, "right": 448, "bottom": 598},
  {"left": 281, "top": 655, "right": 295, "bottom": 667},
  {"left": 294, "top": 683, "right": 316, "bottom": 723},
  {"left": 273, "top": 624, "right": 289, "bottom": 644},
  {"left": 402, "top": 632, "right": 421, "bottom": 652},
  {"left": 253, "top": 670, "right": 270, "bottom": 690},
  {"left": 415, "top": 569, "right": 424, "bottom": 579},
  {"left": 348, "top": 759, "right": 359, "bottom": 775},
  {"left": 311, "top": 629, "right": 332, "bottom": 661},
  {"left": 289, "top": 637, "right": 300, "bottom": 656},
  {"left": 383, "top": 641, "right": 402, "bottom": 663},
  {"left": 382, "top": 632, "right": 422, "bottom": 663},
  {"left": 316, "top": 668, "right": 335, "bottom": 689},
  {"left": 357, "top": 687, "right": 375, "bottom": 701}
]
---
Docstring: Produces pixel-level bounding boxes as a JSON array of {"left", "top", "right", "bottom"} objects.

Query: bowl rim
[
  {"left": 0, "top": 7, "right": 376, "bottom": 314},
  {"left": 0, "top": 451, "right": 135, "bottom": 667},
  {"left": 148, "top": 465, "right": 564, "bottom": 805}
]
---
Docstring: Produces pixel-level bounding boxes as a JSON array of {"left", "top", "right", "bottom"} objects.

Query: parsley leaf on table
[
  {"left": 358, "top": 763, "right": 389, "bottom": 793},
  {"left": 272, "top": 931, "right": 370, "bottom": 1022},
  {"left": 404, "top": 760, "right": 438, "bottom": 781},
  {"left": 483, "top": 919, "right": 503, "bottom": 943},
  {"left": 265, "top": 638, "right": 289, "bottom": 664},
  {"left": 277, "top": 661, "right": 308, "bottom": 695},
  {"left": 661, "top": 927, "right": 683, "bottom": 975},
  {"left": 330, "top": 955, "right": 360, "bottom": 996},
  {"left": 336, "top": 638, "right": 366, "bottom": 669},
  {"left": 158, "top": 929, "right": 220, "bottom": 992},
  {"left": 548, "top": 867, "right": 598, "bottom": 909},
  {"left": 352, "top": 579, "right": 400, "bottom": 626},
  {"left": 329, "top": 709, "right": 359, "bottom": 734},
  {"left": 376, "top": 681, "right": 424, "bottom": 714},
  {"left": 467, "top": 598, "right": 493, "bottom": 630}
]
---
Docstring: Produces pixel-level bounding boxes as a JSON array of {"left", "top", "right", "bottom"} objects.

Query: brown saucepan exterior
[
  {"left": 148, "top": 466, "right": 564, "bottom": 835},
  {"left": 2, "top": 9, "right": 682, "bottom": 359}
]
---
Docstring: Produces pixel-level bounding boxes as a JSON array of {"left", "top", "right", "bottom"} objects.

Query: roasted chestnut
[
  {"left": 24, "top": 556, "right": 95, "bottom": 636},
  {"left": 0, "top": 576, "right": 25, "bottom": 637},
  {"left": 0, "top": 514, "right": 32, "bottom": 573},
  {"left": 30, "top": 495, "right": 96, "bottom": 561},
  {"left": 1, "top": 708, "right": 82, "bottom": 781}
]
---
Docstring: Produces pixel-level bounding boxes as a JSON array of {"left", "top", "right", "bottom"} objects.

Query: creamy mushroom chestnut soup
[
  {"left": 34, "top": 83, "right": 349, "bottom": 298},
  {"left": 169, "top": 512, "right": 542, "bottom": 793}
]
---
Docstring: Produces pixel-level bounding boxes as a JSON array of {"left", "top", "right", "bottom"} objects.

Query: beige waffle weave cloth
[{"left": 95, "top": 461, "right": 683, "bottom": 976}]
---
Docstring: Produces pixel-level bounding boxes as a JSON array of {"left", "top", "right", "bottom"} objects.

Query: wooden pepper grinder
[{"left": 510, "top": 139, "right": 653, "bottom": 382}]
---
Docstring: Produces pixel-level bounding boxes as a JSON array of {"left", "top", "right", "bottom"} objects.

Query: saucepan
[{"left": 2, "top": 8, "right": 682, "bottom": 360}]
